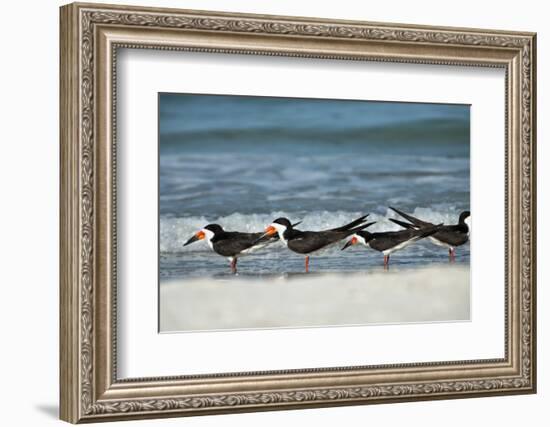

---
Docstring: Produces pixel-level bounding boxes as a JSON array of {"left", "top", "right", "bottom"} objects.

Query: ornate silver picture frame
[{"left": 60, "top": 2, "right": 536, "bottom": 423}]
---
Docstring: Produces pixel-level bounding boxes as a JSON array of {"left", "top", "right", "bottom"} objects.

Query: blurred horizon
[{"left": 160, "top": 93, "right": 470, "bottom": 156}]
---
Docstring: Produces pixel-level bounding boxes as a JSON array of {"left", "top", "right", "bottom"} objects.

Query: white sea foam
[{"left": 160, "top": 207, "right": 468, "bottom": 253}]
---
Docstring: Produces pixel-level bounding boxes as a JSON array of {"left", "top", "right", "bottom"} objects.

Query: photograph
[{"left": 159, "top": 93, "right": 471, "bottom": 332}]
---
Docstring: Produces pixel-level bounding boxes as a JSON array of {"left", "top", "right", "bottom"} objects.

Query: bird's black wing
[
  {"left": 369, "top": 225, "right": 441, "bottom": 252},
  {"left": 287, "top": 231, "right": 349, "bottom": 254},
  {"left": 433, "top": 224, "right": 469, "bottom": 247},
  {"left": 417, "top": 224, "right": 444, "bottom": 239},
  {"left": 369, "top": 230, "right": 419, "bottom": 252},
  {"left": 286, "top": 221, "right": 373, "bottom": 254},
  {"left": 212, "top": 231, "right": 275, "bottom": 257}
]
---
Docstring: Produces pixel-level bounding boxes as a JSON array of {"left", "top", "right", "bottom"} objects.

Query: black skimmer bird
[
  {"left": 342, "top": 224, "right": 442, "bottom": 268},
  {"left": 260, "top": 215, "right": 374, "bottom": 272},
  {"left": 389, "top": 207, "right": 470, "bottom": 262},
  {"left": 184, "top": 223, "right": 297, "bottom": 273}
]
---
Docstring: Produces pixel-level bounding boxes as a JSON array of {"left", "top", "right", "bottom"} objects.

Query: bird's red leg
[
  {"left": 383, "top": 255, "right": 388, "bottom": 269},
  {"left": 230, "top": 258, "right": 237, "bottom": 273},
  {"left": 305, "top": 256, "right": 310, "bottom": 273},
  {"left": 448, "top": 248, "right": 456, "bottom": 263}
]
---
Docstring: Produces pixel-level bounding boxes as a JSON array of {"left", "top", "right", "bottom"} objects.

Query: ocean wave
[{"left": 160, "top": 207, "right": 468, "bottom": 253}]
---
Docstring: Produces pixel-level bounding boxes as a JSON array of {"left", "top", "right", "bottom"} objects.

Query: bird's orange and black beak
[
  {"left": 264, "top": 225, "right": 277, "bottom": 236},
  {"left": 342, "top": 236, "right": 358, "bottom": 251},
  {"left": 252, "top": 224, "right": 279, "bottom": 246},
  {"left": 184, "top": 230, "right": 205, "bottom": 246}
]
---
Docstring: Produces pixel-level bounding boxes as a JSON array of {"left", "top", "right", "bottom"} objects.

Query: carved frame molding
[{"left": 60, "top": 2, "right": 536, "bottom": 423}]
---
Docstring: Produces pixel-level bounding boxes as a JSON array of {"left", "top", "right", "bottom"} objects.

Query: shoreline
[{"left": 160, "top": 265, "right": 470, "bottom": 333}]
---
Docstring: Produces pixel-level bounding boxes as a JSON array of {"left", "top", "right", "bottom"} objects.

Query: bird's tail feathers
[
  {"left": 389, "top": 218, "right": 417, "bottom": 229},
  {"left": 332, "top": 214, "right": 370, "bottom": 232},
  {"left": 389, "top": 206, "right": 431, "bottom": 227},
  {"left": 348, "top": 221, "right": 376, "bottom": 234}
]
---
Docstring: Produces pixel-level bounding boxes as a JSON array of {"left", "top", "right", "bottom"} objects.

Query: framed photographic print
[{"left": 60, "top": 2, "right": 537, "bottom": 423}]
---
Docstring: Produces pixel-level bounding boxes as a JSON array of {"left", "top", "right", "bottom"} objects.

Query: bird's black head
[
  {"left": 262, "top": 217, "right": 295, "bottom": 239},
  {"left": 183, "top": 223, "right": 224, "bottom": 247},
  {"left": 341, "top": 230, "right": 373, "bottom": 251},
  {"left": 459, "top": 211, "right": 471, "bottom": 224},
  {"left": 272, "top": 218, "right": 292, "bottom": 229},
  {"left": 204, "top": 224, "right": 224, "bottom": 234}
]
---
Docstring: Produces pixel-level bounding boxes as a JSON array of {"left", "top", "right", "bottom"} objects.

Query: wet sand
[{"left": 160, "top": 265, "right": 470, "bottom": 332}]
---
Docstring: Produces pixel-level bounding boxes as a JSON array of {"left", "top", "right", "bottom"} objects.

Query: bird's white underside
[
  {"left": 379, "top": 236, "right": 421, "bottom": 256},
  {"left": 428, "top": 236, "right": 454, "bottom": 250}
]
